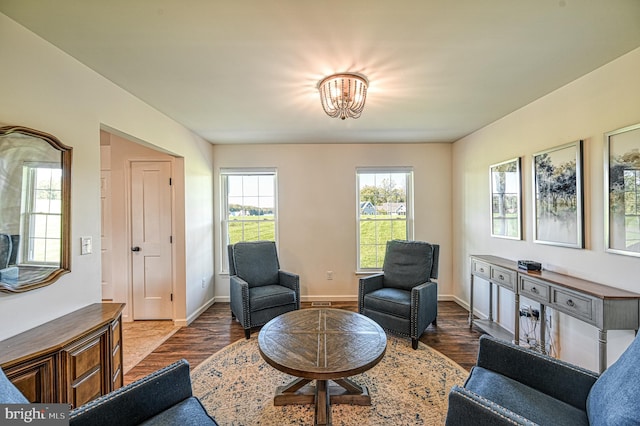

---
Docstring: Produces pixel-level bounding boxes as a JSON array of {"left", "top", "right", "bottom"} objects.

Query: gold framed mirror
[{"left": 0, "top": 126, "right": 71, "bottom": 293}]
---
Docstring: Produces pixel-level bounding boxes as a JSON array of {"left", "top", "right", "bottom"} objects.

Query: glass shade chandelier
[{"left": 318, "top": 73, "right": 368, "bottom": 120}]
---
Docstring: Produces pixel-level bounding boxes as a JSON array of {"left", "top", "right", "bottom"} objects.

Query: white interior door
[{"left": 131, "top": 161, "right": 173, "bottom": 319}]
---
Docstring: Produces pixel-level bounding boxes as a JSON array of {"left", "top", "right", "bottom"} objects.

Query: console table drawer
[
  {"left": 552, "top": 288, "right": 594, "bottom": 323},
  {"left": 471, "top": 259, "right": 490, "bottom": 279},
  {"left": 519, "top": 276, "right": 550, "bottom": 303},
  {"left": 491, "top": 266, "right": 516, "bottom": 291}
]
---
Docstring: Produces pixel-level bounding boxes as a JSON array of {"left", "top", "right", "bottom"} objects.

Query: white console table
[{"left": 469, "top": 255, "right": 640, "bottom": 372}]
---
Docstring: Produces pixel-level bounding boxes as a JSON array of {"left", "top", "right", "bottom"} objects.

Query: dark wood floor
[{"left": 124, "top": 301, "right": 484, "bottom": 384}]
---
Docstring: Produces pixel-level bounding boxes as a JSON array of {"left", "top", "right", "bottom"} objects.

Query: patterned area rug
[{"left": 191, "top": 335, "right": 467, "bottom": 425}]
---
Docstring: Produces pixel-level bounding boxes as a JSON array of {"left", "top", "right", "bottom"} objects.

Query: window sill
[{"left": 355, "top": 270, "right": 382, "bottom": 276}]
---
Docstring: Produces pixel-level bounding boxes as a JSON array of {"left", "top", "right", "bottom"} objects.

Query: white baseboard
[
  {"left": 182, "top": 297, "right": 216, "bottom": 326},
  {"left": 214, "top": 294, "right": 466, "bottom": 305},
  {"left": 301, "top": 295, "right": 358, "bottom": 302}
]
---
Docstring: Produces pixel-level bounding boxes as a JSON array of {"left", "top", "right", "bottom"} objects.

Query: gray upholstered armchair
[
  {"left": 228, "top": 241, "right": 300, "bottom": 339},
  {"left": 359, "top": 240, "right": 439, "bottom": 349},
  {"left": 1, "top": 359, "right": 217, "bottom": 425},
  {"left": 446, "top": 333, "right": 640, "bottom": 425}
]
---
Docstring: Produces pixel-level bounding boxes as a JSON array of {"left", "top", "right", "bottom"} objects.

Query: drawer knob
[
  {"left": 566, "top": 299, "right": 575, "bottom": 307},
  {"left": 498, "top": 274, "right": 504, "bottom": 280},
  {"left": 531, "top": 287, "right": 539, "bottom": 294},
  {"left": 479, "top": 268, "right": 485, "bottom": 273}
]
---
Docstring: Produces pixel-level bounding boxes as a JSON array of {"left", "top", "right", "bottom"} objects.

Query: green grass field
[{"left": 227, "top": 214, "right": 406, "bottom": 269}]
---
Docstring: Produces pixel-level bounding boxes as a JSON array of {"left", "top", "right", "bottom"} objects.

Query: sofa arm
[
  {"left": 70, "top": 359, "right": 195, "bottom": 426},
  {"left": 476, "top": 335, "right": 598, "bottom": 410},
  {"left": 229, "top": 275, "right": 250, "bottom": 327},
  {"left": 358, "top": 274, "right": 384, "bottom": 312},
  {"left": 445, "top": 385, "right": 537, "bottom": 426}
]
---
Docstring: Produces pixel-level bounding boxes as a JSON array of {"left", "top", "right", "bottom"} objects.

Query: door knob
[{"left": 131, "top": 246, "right": 141, "bottom": 252}]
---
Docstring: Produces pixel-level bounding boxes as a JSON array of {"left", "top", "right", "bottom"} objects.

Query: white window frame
[
  {"left": 220, "top": 168, "right": 278, "bottom": 273},
  {"left": 21, "top": 162, "right": 62, "bottom": 265},
  {"left": 356, "top": 167, "right": 414, "bottom": 272}
]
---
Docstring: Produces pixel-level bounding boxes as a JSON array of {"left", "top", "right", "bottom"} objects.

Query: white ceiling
[{"left": 2, "top": 1, "right": 640, "bottom": 144}]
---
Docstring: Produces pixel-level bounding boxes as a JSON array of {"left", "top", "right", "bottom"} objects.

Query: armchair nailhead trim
[
  {"left": 411, "top": 289, "right": 419, "bottom": 339},
  {"left": 454, "top": 389, "right": 535, "bottom": 426},
  {"left": 241, "top": 284, "right": 250, "bottom": 327}
]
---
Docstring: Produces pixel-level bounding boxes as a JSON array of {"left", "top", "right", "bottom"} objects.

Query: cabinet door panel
[{"left": 6, "top": 357, "right": 56, "bottom": 403}]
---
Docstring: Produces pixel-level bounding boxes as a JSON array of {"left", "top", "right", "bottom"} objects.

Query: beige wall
[
  {"left": 452, "top": 47, "right": 640, "bottom": 370},
  {"left": 213, "top": 143, "right": 453, "bottom": 301},
  {"left": 0, "top": 13, "right": 214, "bottom": 339}
]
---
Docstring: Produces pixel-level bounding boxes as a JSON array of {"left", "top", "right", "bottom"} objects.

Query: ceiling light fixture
[{"left": 318, "top": 73, "right": 368, "bottom": 120}]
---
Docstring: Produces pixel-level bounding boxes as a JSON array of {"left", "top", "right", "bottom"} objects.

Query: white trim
[
  {"left": 183, "top": 296, "right": 216, "bottom": 326},
  {"left": 214, "top": 294, "right": 463, "bottom": 304}
]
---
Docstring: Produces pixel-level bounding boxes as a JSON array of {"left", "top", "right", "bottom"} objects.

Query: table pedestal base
[{"left": 274, "top": 377, "right": 371, "bottom": 426}]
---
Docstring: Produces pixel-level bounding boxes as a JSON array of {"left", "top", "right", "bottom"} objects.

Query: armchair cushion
[
  {"left": 382, "top": 240, "right": 435, "bottom": 290},
  {"left": 250, "top": 284, "right": 298, "bottom": 312},
  {"left": 232, "top": 241, "right": 279, "bottom": 287},
  {"left": 363, "top": 287, "right": 410, "bottom": 318},
  {"left": 586, "top": 329, "right": 640, "bottom": 425}
]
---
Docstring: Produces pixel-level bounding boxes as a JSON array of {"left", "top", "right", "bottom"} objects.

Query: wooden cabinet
[{"left": 0, "top": 303, "right": 124, "bottom": 407}]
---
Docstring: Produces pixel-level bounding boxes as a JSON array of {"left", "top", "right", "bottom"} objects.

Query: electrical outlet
[
  {"left": 201, "top": 278, "right": 206, "bottom": 288},
  {"left": 326, "top": 271, "right": 334, "bottom": 280}
]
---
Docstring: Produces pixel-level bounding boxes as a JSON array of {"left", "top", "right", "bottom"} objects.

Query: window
[
  {"left": 221, "top": 168, "right": 277, "bottom": 272},
  {"left": 357, "top": 168, "right": 413, "bottom": 270},
  {"left": 21, "top": 163, "right": 62, "bottom": 264},
  {"left": 624, "top": 168, "right": 640, "bottom": 248}
]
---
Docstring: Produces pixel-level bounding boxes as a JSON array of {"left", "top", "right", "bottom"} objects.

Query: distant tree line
[
  {"left": 229, "top": 204, "right": 273, "bottom": 216},
  {"left": 360, "top": 178, "right": 406, "bottom": 205}
]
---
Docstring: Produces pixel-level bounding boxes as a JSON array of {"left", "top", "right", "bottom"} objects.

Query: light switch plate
[{"left": 81, "top": 236, "right": 92, "bottom": 255}]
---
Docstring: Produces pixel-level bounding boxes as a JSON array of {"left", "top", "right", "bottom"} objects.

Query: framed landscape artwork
[
  {"left": 532, "top": 140, "right": 584, "bottom": 248},
  {"left": 605, "top": 123, "right": 640, "bottom": 257},
  {"left": 490, "top": 157, "right": 522, "bottom": 239}
]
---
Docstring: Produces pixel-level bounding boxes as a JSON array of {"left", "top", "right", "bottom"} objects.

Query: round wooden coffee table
[{"left": 258, "top": 308, "right": 387, "bottom": 426}]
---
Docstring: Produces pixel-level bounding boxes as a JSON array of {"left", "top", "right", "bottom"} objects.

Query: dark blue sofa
[
  {"left": 1, "top": 359, "right": 217, "bottom": 426},
  {"left": 446, "top": 333, "right": 640, "bottom": 425}
]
